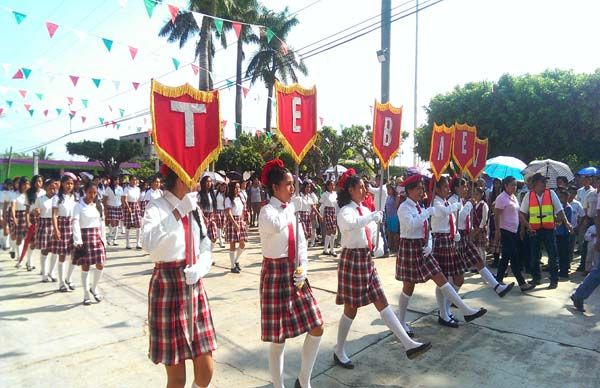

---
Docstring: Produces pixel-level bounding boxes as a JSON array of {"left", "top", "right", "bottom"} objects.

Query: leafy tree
[
  {"left": 2, "top": 149, "right": 30, "bottom": 159},
  {"left": 414, "top": 69, "right": 600, "bottom": 167},
  {"left": 246, "top": 7, "right": 307, "bottom": 132},
  {"left": 215, "top": 144, "right": 263, "bottom": 173},
  {"left": 134, "top": 159, "right": 158, "bottom": 182},
  {"left": 318, "top": 126, "right": 357, "bottom": 178},
  {"left": 66, "top": 139, "right": 143, "bottom": 176},
  {"left": 351, "top": 125, "right": 410, "bottom": 174},
  {"left": 34, "top": 146, "right": 53, "bottom": 160}
]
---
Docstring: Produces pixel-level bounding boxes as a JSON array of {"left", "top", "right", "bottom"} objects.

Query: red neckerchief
[{"left": 444, "top": 199, "right": 456, "bottom": 236}]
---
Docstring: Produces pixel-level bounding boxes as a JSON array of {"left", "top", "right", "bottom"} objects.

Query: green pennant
[
  {"left": 172, "top": 58, "right": 180, "bottom": 70},
  {"left": 13, "top": 11, "right": 26, "bottom": 25},
  {"left": 81, "top": 99, "right": 88, "bottom": 108},
  {"left": 102, "top": 38, "right": 113, "bottom": 52},
  {"left": 226, "top": 79, "right": 234, "bottom": 88},
  {"left": 22, "top": 68, "right": 32, "bottom": 79},
  {"left": 116, "top": 124, "right": 121, "bottom": 129},
  {"left": 28, "top": 109, "right": 34, "bottom": 117},
  {"left": 36, "top": 93, "right": 43, "bottom": 100},
  {"left": 234, "top": 123, "right": 240, "bottom": 129},
  {"left": 214, "top": 18, "right": 224, "bottom": 34},
  {"left": 56, "top": 108, "right": 62, "bottom": 115},
  {"left": 92, "top": 78, "right": 101, "bottom": 88},
  {"left": 266, "top": 28, "right": 275, "bottom": 43},
  {"left": 6, "top": 100, "right": 13, "bottom": 108},
  {"left": 119, "top": 108, "right": 125, "bottom": 117},
  {"left": 99, "top": 117, "right": 104, "bottom": 124},
  {"left": 144, "top": 0, "right": 156, "bottom": 18}
]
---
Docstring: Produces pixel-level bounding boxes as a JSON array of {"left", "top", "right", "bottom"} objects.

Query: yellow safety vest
[{"left": 528, "top": 190, "right": 555, "bottom": 230}]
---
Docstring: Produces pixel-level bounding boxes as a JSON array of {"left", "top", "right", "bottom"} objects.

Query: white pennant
[
  {"left": 192, "top": 12, "right": 204, "bottom": 29},
  {"left": 113, "top": 80, "right": 120, "bottom": 90}
]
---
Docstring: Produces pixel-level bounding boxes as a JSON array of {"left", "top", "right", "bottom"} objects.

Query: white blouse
[
  {"left": 34, "top": 195, "right": 54, "bottom": 218},
  {"left": 431, "top": 196, "right": 455, "bottom": 234},
  {"left": 143, "top": 188, "right": 163, "bottom": 202},
  {"left": 292, "top": 193, "right": 315, "bottom": 212},
  {"left": 72, "top": 199, "right": 106, "bottom": 245},
  {"left": 216, "top": 193, "right": 226, "bottom": 210},
  {"left": 319, "top": 191, "right": 338, "bottom": 208},
  {"left": 224, "top": 197, "right": 244, "bottom": 217},
  {"left": 123, "top": 186, "right": 141, "bottom": 202},
  {"left": 456, "top": 200, "right": 474, "bottom": 231},
  {"left": 13, "top": 193, "right": 28, "bottom": 211},
  {"left": 198, "top": 191, "right": 215, "bottom": 212},
  {"left": 105, "top": 186, "right": 123, "bottom": 207},
  {"left": 337, "top": 201, "right": 380, "bottom": 249},
  {"left": 258, "top": 197, "right": 307, "bottom": 261},
  {"left": 52, "top": 194, "right": 76, "bottom": 217},
  {"left": 398, "top": 198, "right": 430, "bottom": 239}
]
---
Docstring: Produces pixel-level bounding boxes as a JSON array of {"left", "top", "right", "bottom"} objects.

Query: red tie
[
  {"left": 416, "top": 203, "right": 428, "bottom": 238},
  {"left": 181, "top": 215, "right": 196, "bottom": 266},
  {"left": 356, "top": 206, "right": 373, "bottom": 251},
  {"left": 281, "top": 203, "right": 296, "bottom": 263},
  {"left": 445, "top": 201, "right": 455, "bottom": 236},
  {"left": 463, "top": 199, "right": 471, "bottom": 231}
]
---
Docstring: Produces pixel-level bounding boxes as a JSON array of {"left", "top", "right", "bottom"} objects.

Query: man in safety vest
[{"left": 519, "top": 173, "right": 573, "bottom": 289}]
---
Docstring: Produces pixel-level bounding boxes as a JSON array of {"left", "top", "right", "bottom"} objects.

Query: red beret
[
  {"left": 260, "top": 159, "right": 285, "bottom": 185},
  {"left": 400, "top": 174, "right": 422, "bottom": 187}
]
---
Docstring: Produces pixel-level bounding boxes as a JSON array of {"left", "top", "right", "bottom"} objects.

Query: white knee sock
[
  {"left": 444, "top": 278, "right": 458, "bottom": 317},
  {"left": 323, "top": 235, "right": 331, "bottom": 252},
  {"left": 329, "top": 235, "right": 336, "bottom": 252},
  {"left": 58, "top": 261, "right": 65, "bottom": 286},
  {"left": 398, "top": 292, "right": 411, "bottom": 332},
  {"left": 48, "top": 254, "right": 58, "bottom": 278},
  {"left": 335, "top": 313, "right": 353, "bottom": 363},
  {"left": 81, "top": 271, "right": 90, "bottom": 300},
  {"left": 435, "top": 287, "right": 451, "bottom": 321},
  {"left": 380, "top": 306, "right": 421, "bottom": 350},
  {"left": 135, "top": 228, "right": 141, "bottom": 247},
  {"left": 299, "top": 334, "right": 321, "bottom": 388},
  {"left": 269, "top": 342, "right": 285, "bottom": 388},
  {"left": 235, "top": 248, "right": 243, "bottom": 264},
  {"left": 125, "top": 229, "right": 130, "bottom": 248},
  {"left": 26, "top": 248, "right": 33, "bottom": 267},
  {"left": 440, "top": 283, "right": 478, "bottom": 316},
  {"left": 217, "top": 229, "right": 223, "bottom": 245},
  {"left": 40, "top": 254, "right": 48, "bottom": 276},
  {"left": 66, "top": 260, "right": 75, "bottom": 283},
  {"left": 91, "top": 268, "right": 103, "bottom": 293},
  {"left": 15, "top": 241, "right": 23, "bottom": 261},
  {"left": 10, "top": 238, "right": 16, "bottom": 253},
  {"left": 229, "top": 251, "right": 236, "bottom": 269},
  {"left": 3, "top": 235, "right": 9, "bottom": 249},
  {"left": 480, "top": 267, "right": 506, "bottom": 293}
]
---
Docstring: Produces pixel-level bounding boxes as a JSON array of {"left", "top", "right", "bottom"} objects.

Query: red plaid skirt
[
  {"left": 106, "top": 205, "right": 123, "bottom": 223},
  {"left": 432, "top": 232, "right": 464, "bottom": 276},
  {"left": 5, "top": 206, "right": 14, "bottom": 228},
  {"left": 396, "top": 238, "right": 442, "bottom": 283},
  {"left": 11, "top": 210, "right": 28, "bottom": 240},
  {"left": 50, "top": 216, "right": 73, "bottom": 256},
  {"left": 148, "top": 260, "right": 217, "bottom": 366},
  {"left": 260, "top": 258, "right": 323, "bottom": 343},
  {"left": 204, "top": 212, "right": 218, "bottom": 242},
  {"left": 29, "top": 213, "right": 39, "bottom": 248},
  {"left": 457, "top": 229, "right": 483, "bottom": 269},
  {"left": 74, "top": 227, "right": 106, "bottom": 266},
  {"left": 225, "top": 215, "right": 247, "bottom": 243},
  {"left": 336, "top": 248, "right": 386, "bottom": 307},
  {"left": 123, "top": 202, "right": 142, "bottom": 229},
  {"left": 35, "top": 217, "right": 53, "bottom": 251},
  {"left": 323, "top": 206, "right": 337, "bottom": 235},
  {"left": 214, "top": 210, "right": 225, "bottom": 229},
  {"left": 297, "top": 211, "right": 312, "bottom": 239},
  {"left": 471, "top": 228, "right": 488, "bottom": 249},
  {"left": 140, "top": 200, "right": 148, "bottom": 217}
]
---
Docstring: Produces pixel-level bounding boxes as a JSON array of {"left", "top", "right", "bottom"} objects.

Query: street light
[{"left": 376, "top": 48, "right": 388, "bottom": 63}]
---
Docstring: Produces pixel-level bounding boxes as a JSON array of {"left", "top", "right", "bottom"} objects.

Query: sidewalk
[{"left": 1, "top": 228, "right": 599, "bottom": 388}]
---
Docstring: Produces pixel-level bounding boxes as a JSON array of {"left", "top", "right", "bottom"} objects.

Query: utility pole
[
  {"left": 413, "top": 0, "right": 420, "bottom": 166},
  {"left": 380, "top": 0, "right": 391, "bottom": 104}
]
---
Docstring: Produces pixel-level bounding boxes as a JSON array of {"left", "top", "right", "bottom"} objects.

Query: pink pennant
[
  {"left": 132, "top": 82, "right": 140, "bottom": 90},
  {"left": 242, "top": 87, "right": 250, "bottom": 98},
  {"left": 81, "top": 116, "right": 86, "bottom": 123},
  {"left": 69, "top": 110, "right": 76, "bottom": 118},
  {"left": 221, "top": 119, "right": 227, "bottom": 128},
  {"left": 67, "top": 97, "right": 74, "bottom": 105},
  {"left": 69, "top": 75, "right": 79, "bottom": 86},
  {"left": 43, "top": 109, "right": 48, "bottom": 117},
  {"left": 0, "top": 108, "right": 3, "bottom": 116},
  {"left": 46, "top": 22, "right": 59, "bottom": 38},
  {"left": 168, "top": 4, "right": 179, "bottom": 23},
  {"left": 24, "top": 104, "right": 31, "bottom": 111},
  {"left": 191, "top": 63, "right": 199, "bottom": 75},
  {"left": 232, "top": 22, "right": 242, "bottom": 38},
  {"left": 319, "top": 116, "right": 324, "bottom": 126},
  {"left": 19, "top": 90, "right": 27, "bottom": 98},
  {"left": 12, "top": 69, "right": 24, "bottom": 79},
  {"left": 128, "top": 46, "right": 138, "bottom": 60},
  {"left": 112, "top": 121, "right": 116, "bottom": 128}
]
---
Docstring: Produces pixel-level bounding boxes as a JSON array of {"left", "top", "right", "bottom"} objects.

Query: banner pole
[
  {"left": 187, "top": 210, "right": 195, "bottom": 343},
  {"left": 295, "top": 164, "right": 300, "bottom": 269},
  {"left": 375, "top": 166, "right": 384, "bottom": 253}
]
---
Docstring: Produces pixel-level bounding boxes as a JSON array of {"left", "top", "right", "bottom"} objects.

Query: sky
[{"left": 1, "top": 0, "right": 600, "bottom": 166}]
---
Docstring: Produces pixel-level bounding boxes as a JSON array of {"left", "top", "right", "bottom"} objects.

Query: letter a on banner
[
  {"left": 452, "top": 123, "right": 476, "bottom": 172},
  {"left": 275, "top": 81, "right": 317, "bottom": 164},
  {"left": 465, "top": 137, "right": 488, "bottom": 180},
  {"left": 150, "top": 79, "right": 222, "bottom": 188},
  {"left": 372, "top": 100, "right": 403, "bottom": 169},
  {"left": 429, "top": 124, "right": 454, "bottom": 180}
]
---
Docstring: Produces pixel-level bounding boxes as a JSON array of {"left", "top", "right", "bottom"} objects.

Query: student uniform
[
  {"left": 122, "top": 186, "right": 142, "bottom": 229},
  {"left": 198, "top": 191, "right": 218, "bottom": 242},
  {"left": 431, "top": 196, "right": 464, "bottom": 277},
  {"left": 105, "top": 186, "right": 124, "bottom": 222},
  {"left": 141, "top": 188, "right": 163, "bottom": 216},
  {"left": 51, "top": 194, "right": 76, "bottom": 256},
  {"left": 33, "top": 194, "right": 54, "bottom": 251},
  {"left": 215, "top": 192, "right": 226, "bottom": 229},
  {"left": 72, "top": 199, "right": 106, "bottom": 266},
  {"left": 224, "top": 197, "right": 248, "bottom": 243},
  {"left": 11, "top": 193, "right": 29, "bottom": 240},
  {"left": 319, "top": 191, "right": 338, "bottom": 235},
  {"left": 293, "top": 194, "right": 316, "bottom": 240}
]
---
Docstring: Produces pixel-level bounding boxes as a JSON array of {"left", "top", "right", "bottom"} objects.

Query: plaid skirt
[
  {"left": 29, "top": 213, "right": 39, "bottom": 248},
  {"left": 148, "top": 260, "right": 217, "bottom": 366},
  {"left": 35, "top": 217, "right": 53, "bottom": 251},
  {"left": 204, "top": 212, "right": 218, "bottom": 242},
  {"left": 225, "top": 215, "right": 247, "bottom": 243},
  {"left": 106, "top": 205, "right": 123, "bottom": 223},
  {"left": 73, "top": 227, "right": 106, "bottom": 266},
  {"left": 396, "top": 238, "right": 442, "bottom": 283},
  {"left": 297, "top": 211, "right": 312, "bottom": 239},
  {"left": 260, "top": 258, "right": 323, "bottom": 343},
  {"left": 214, "top": 210, "right": 225, "bottom": 229},
  {"left": 140, "top": 200, "right": 148, "bottom": 217},
  {"left": 432, "top": 232, "right": 464, "bottom": 277},
  {"left": 324, "top": 207, "right": 337, "bottom": 235},
  {"left": 11, "top": 210, "right": 28, "bottom": 240},
  {"left": 336, "top": 248, "right": 386, "bottom": 307},
  {"left": 457, "top": 229, "right": 483, "bottom": 269},
  {"left": 123, "top": 202, "right": 142, "bottom": 229},
  {"left": 5, "top": 206, "right": 14, "bottom": 228},
  {"left": 471, "top": 228, "right": 488, "bottom": 249},
  {"left": 50, "top": 216, "right": 73, "bottom": 256}
]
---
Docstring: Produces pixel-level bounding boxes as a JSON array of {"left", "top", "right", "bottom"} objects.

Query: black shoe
[
  {"left": 90, "top": 288, "right": 103, "bottom": 302},
  {"left": 83, "top": 299, "right": 92, "bottom": 306},
  {"left": 322, "top": 250, "right": 330, "bottom": 256},
  {"left": 27, "top": 265, "right": 35, "bottom": 272},
  {"left": 59, "top": 285, "right": 68, "bottom": 292},
  {"left": 333, "top": 353, "right": 354, "bottom": 369},
  {"left": 406, "top": 342, "right": 432, "bottom": 360},
  {"left": 48, "top": 275, "right": 57, "bottom": 282},
  {"left": 464, "top": 308, "right": 487, "bottom": 322},
  {"left": 528, "top": 279, "right": 541, "bottom": 286},
  {"left": 406, "top": 325, "right": 415, "bottom": 338},
  {"left": 230, "top": 267, "right": 240, "bottom": 274},
  {"left": 438, "top": 316, "right": 459, "bottom": 328},
  {"left": 570, "top": 295, "right": 585, "bottom": 312},
  {"left": 547, "top": 282, "right": 558, "bottom": 290},
  {"left": 136, "top": 246, "right": 142, "bottom": 250},
  {"left": 235, "top": 263, "right": 242, "bottom": 271},
  {"left": 10, "top": 251, "right": 15, "bottom": 259},
  {"left": 495, "top": 282, "right": 515, "bottom": 298},
  {"left": 294, "top": 378, "right": 302, "bottom": 388},
  {"left": 125, "top": 246, "right": 132, "bottom": 250},
  {"left": 66, "top": 281, "right": 75, "bottom": 291},
  {"left": 520, "top": 283, "right": 535, "bottom": 292}
]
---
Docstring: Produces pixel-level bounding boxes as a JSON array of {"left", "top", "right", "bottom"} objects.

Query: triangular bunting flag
[
  {"left": 28, "top": 109, "right": 34, "bottom": 117},
  {"left": 19, "top": 90, "right": 27, "bottom": 98},
  {"left": 119, "top": 108, "right": 125, "bottom": 117},
  {"left": 46, "top": 22, "right": 59, "bottom": 38},
  {"left": 128, "top": 46, "right": 138, "bottom": 60},
  {"left": 232, "top": 22, "right": 242, "bottom": 38},
  {"left": 113, "top": 80, "right": 120, "bottom": 90},
  {"left": 1, "top": 108, "right": 5, "bottom": 116},
  {"left": 168, "top": 4, "right": 179, "bottom": 23},
  {"left": 266, "top": 28, "right": 275, "bottom": 43},
  {"left": 69, "top": 110, "right": 76, "bottom": 119},
  {"left": 24, "top": 104, "right": 31, "bottom": 111},
  {"left": 81, "top": 116, "right": 86, "bottom": 123},
  {"left": 143, "top": 0, "right": 156, "bottom": 18},
  {"left": 319, "top": 116, "right": 324, "bottom": 126},
  {"left": 99, "top": 117, "right": 104, "bottom": 124},
  {"left": 242, "top": 87, "right": 250, "bottom": 98},
  {"left": 102, "top": 38, "right": 113, "bottom": 52},
  {"left": 226, "top": 79, "right": 234, "bottom": 88},
  {"left": 13, "top": 11, "right": 26, "bottom": 25},
  {"left": 221, "top": 119, "right": 227, "bottom": 128},
  {"left": 132, "top": 82, "right": 140, "bottom": 90},
  {"left": 214, "top": 18, "right": 223, "bottom": 34},
  {"left": 12, "top": 69, "right": 24, "bottom": 79},
  {"left": 43, "top": 109, "right": 48, "bottom": 117},
  {"left": 191, "top": 63, "right": 199, "bottom": 75},
  {"left": 280, "top": 41, "right": 288, "bottom": 55},
  {"left": 6, "top": 100, "right": 13, "bottom": 108},
  {"left": 172, "top": 58, "right": 180, "bottom": 70},
  {"left": 116, "top": 124, "right": 121, "bottom": 129},
  {"left": 67, "top": 97, "right": 74, "bottom": 105},
  {"left": 22, "top": 68, "right": 31, "bottom": 79},
  {"left": 81, "top": 99, "right": 88, "bottom": 108},
  {"left": 69, "top": 75, "right": 79, "bottom": 86},
  {"left": 92, "top": 78, "right": 101, "bottom": 88},
  {"left": 192, "top": 12, "right": 203, "bottom": 29},
  {"left": 36, "top": 93, "right": 43, "bottom": 100},
  {"left": 56, "top": 108, "right": 62, "bottom": 115}
]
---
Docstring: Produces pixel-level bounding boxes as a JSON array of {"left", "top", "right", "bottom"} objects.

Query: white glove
[
  {"left": 450, "top": 202, "right": 462, "bottom": 212},
  {"left": 454, "top": 233, "right": 461, "bottom": 242},
  {"left": 373, "top": 244, "right": 385, "bottom": 258},
  {"left": 370, "top": 211, "right": 384, "bottom": 223},
  {"left": 178, "top": 193, "right": 197, "bottom": 215},
  {"left": 419, "top": 206, "right": 433, "bottom": 218},
  {"left": 293, "top": 263, "right": 308, "bottom": 287},
  {"left": 183, "top": 262, "right": 202, "bottom": 285},
  {"left": 422, "top": 245, "right": 432, "bottom": 256}
]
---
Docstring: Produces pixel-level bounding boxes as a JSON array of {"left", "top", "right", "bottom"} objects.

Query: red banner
[
  {"left": 275, "top": 81, "right": 317, "bottom": 164},
  {"left": 372, "top": 100, "right": 403, "bottom": 169},
  {"left": 452, "top": 123, "right": 476, "bottom": 172},
  {"left": 465, "top": 137, "right": 488, "bottom": 180},
  {"left": 429, "top": 124, "right": 454, "bottom": 180},
  {"left": 151, "top": 80, "right": 222, "bottom": 188}
]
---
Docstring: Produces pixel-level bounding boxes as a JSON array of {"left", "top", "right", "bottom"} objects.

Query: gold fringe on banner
[{"left": 371, "top": 99, "right": 403, "bottom": 169}]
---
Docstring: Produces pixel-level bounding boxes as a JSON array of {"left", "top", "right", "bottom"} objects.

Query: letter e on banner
[
  {"left": 429, "top": 124, "right": 454, "bottom": 180},
  {"left": 452, "top": 123, "right": 476, "bottom": 172},
  {"left": 465, "top": 137, "right": 488, "bottom": 180},
  {"left": 372, "top": 101, "right": 402, "bottom": 169}
]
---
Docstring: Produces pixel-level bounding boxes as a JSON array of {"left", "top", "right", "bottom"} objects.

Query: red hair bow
[
  {"left": 337, "top": 168, "right": 356, "bottom": 189},
  {"left": 260, "top": 159, "right": 285, "bottom": 185}
]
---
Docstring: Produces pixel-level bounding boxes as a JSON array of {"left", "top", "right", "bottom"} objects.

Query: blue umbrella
[
  {"left": 578, "top": 166, "right": 597, "bottom": 176},
  {"left": 484, "top": 156, "right": 527, "bottom": 181}
]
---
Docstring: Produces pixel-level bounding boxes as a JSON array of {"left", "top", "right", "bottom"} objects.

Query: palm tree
[
  {"left": 34, "top": 146, "right": 53, "bottom": 160},
  {"left": 158, "top": 0, "right": 233, "bottom": 91},
  {"left": 246, "top": 7, "right": 307, "bottom": 133}
]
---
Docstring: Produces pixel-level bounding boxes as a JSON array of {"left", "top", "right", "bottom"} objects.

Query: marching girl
[
  {"left": 258, "top": 159, "right": 324, "bottom": 388},
  {"left": 452, "top": 178, "right": 514, "bottom": 297},
  {"left": 73, "top": 181, "right": 107, "bottom": 305},
  {"left": 471, "top": 187, "right": 490, "bottom": 263},
  {"left": 319, "top": 180, "right": 338, "bottom": 256},
  {"left": 334, "top": 170, "right": 431, "bottom": 368},
  {"left": 214, "top": 183, "right": 227, "bottom": 248},
  {"left": 52, "top": 174, "right": 77, "bottom": 292},
  {"left": 11, "top": 177, "right": 31, "bottom": 265},
  {"left": 34, "top": 179, "right": 59, "bottom": 282},
  {"left": 142, "top": 166, "right": 216, "bottom": 388},
  {"left": 141, "top": 175, "right": 163, "bottom": 216},
  {"left": 224, "top": 181, "right": 248, "bottom": 273},
  {"left": 22, "top": 175, "right": 45, "bottom": 271},
  {"left": 103, "top": 176, "right": 123, "bottom": 246},
  {"left": 5, "top": 177, "right": 20, "bottom": 258},
  {"left": 395, "top": 176, "right": 487, "bottom": 336},
  {"left": 122, "top": 176, "right": 142, "bottom": 250},
  {"left": 198, "top": 175, "right": 218, "bottom": 245},
  {"left": 293, "top": 181, "right": 321, "bottom": 249},
  {"left": 1, "top": 179, "right": 14, "bottom": 251}
]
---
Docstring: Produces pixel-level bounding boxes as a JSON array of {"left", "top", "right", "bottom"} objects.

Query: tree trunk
[
  {"left": 265, "top": 82, "right": 274, "bottom": 133},
  {"left": 234, "top": 38, "right": 244, "bottom": 139},
  {"left": 198, "top": 18, "right": 211, "bottom": 91}
]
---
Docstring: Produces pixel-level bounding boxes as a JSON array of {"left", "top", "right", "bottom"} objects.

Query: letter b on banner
[{"left": 372, "top": 101, "right": 403, "bottom": 169}]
